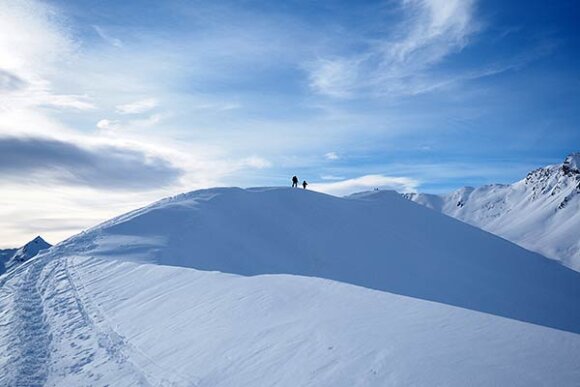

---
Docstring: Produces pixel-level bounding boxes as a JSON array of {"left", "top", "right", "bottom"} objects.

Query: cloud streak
[
  {"left": 116, "top": 98, "right": 158, "bottom": 114},
  {"left": 93, "top": 25, "right": 124, "bottom": 48},
  {"left": 308, "top": 0, "right": 479, "bottom": 98},
  {"left": 0, "top": 136, "right": 183, "bottom": 190},
  {"left": 324, "top": 152, "right": 340, "bottom": 160}
]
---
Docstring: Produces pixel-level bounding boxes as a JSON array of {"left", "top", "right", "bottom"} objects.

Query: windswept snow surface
[
  {"left": 1, "top": 187, "right": 580, "bottom": 386},
  {"left": 0, "top": 249, "right": 16, "bottom": 274},
  {"left": 405, "top": 153, "right": 580, "bottom": 271}
]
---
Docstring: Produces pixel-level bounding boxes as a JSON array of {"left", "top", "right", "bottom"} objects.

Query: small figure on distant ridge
[
  {"left": 292, "top": 175, "right": 299, "bottom": 188},
  {"left": 302, "top": 180, "right": 308, "bottom": 189}
]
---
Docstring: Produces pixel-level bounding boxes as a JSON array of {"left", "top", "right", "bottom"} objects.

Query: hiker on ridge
[
  {"left": 292, "top": 176, "right": 299, "bottom": 188},
  {"left": 302, "top": 180, "right": 308, "bottom": 189}
]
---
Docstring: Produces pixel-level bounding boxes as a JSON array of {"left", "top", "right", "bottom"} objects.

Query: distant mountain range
[
  {"left": 0, "top": 236, "right": 51, "bottom": 275},
  {"left": 405, "top": 153, "right": 580, "bottom": 271}
]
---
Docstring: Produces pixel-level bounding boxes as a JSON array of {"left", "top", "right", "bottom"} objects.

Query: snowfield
[{"left": 1, "top": 187, "right": 580, "bottom": 386}]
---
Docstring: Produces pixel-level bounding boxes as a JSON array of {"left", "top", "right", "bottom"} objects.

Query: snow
[
  {"left": 1, "top": 187, "right": 580, "bottom": 386},
  {"left": 0, "top": 249, "right": 16, "bottom": 274},
  {"left": 564, "top": 152, "right": 580, "bottom": 172},
  {"left": 406, "top": 154, "right": 580, "bottom": 271},
  {"left": 11, "top": 236, "right": 51, "bottom": 264},
  {"left": 0, "top": 236, "right": 51, "bottom": 275}
]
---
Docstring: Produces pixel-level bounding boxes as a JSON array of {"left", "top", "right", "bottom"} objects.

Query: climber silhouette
[
  {"left": 302, "top": 180, "right": 308, "bottom": 189},
  {"left": 292, "top": 176, "right": 298, "bottom": 188}
]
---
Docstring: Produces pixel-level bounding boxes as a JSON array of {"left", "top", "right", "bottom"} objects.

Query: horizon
[{"left": 1, "top": 0, "right": 579, "bottom": 246}]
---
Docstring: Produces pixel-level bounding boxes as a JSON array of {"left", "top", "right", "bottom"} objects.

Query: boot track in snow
[
  {"left": 11, "top": 259, "right": 52, "bottom": 387},
  {"left": 0, "top": 253, "right": 191, "bottom": 386}
]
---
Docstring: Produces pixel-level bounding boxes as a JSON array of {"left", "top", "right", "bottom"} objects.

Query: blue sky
[{"left": 0, "top": 0, "right": 579, "bottom": 245}]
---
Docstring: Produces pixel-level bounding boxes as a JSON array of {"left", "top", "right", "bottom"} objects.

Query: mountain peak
[
  {"left": 12, "top": 235, "right": 52, "bottom": 264},
  {"left": 0, "top": 236, "right": 52, "bottom": 275},
  {"left": 30, "top": 235, "right": 49, "bottom": 245},
  {"left": 563, "top": 152, "right": 580, "bottom": 174}
]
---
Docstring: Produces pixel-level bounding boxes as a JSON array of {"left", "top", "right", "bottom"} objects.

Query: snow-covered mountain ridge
[
  {"left": 1, "top": 187, "right": 579, "bottom": 386},
  {"left": 405, "top": 153, "right": 580, "bottom": 270},
  {"left": 0, "top": 236, "right": 51, "bottom": 275}
]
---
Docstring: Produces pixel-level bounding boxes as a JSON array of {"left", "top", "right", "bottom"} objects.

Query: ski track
[
  {"left": 0, "top": 253, "right": 192, "bottom": 386},
  {"left": 64, "top": 256, "right": 194, "bottom": 387}
]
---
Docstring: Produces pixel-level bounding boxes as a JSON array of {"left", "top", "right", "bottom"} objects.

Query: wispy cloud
[
  {"left": 0, "top": 0, "right": 95, "bottom": 111},
  {"left": 307, "top": 58, "right": 362, "bottom": 98},
  {"left": 96, "top": 113, "right": 167, "bottom": 136},
  {"left": 93, "top": 25, "right": 123, "bottom": 48},
  {"left": 116, "top": 98, "right": 158, "bottom": 114},
  {"left": 312, "top": 174, "right": 419, "bottom": 196},
  {"left": 96, "top": 119, "right": 121, "bottom": 131},
  {"left": 324, "top": 152, "right": 340, "bottom": 160},
  {"left": 308, "top": 0, "right": 479, "bottom": 98}
]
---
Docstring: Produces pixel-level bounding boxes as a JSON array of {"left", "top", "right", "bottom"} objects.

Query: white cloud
[
  {"left": 40, "top": 94, "right": 95, "bottom": 110},
  {"left": 97, "top": 119, "right": 122, "bottom": 131},
  {"left": 0, "top": 1, "right": 71, "bottom": 73},
  {"left": 307, "top": 59, "right": 361, "bottom": 98},
  {"left": 116, "top": 98, "right": 158, "bottom": 114},
  {"left": 388, "top": 0, "right": 475, "bottom": 66},
  {"left": 324, "top": 152, "right": 340, "bottom": 160},
  {"left": 308, "top": 0, "right": 479, "bottom": 98},
  {"left": 96, "top": 113, "right": 167, "bottom": 133},
  {"left": 311, "top": 174, "right": 419, "bottom": 196},
  {"left": 0, "top": 0, "right": 97, "bottom": 111}
]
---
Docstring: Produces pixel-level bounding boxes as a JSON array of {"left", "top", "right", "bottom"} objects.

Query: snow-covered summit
[
  {"left": 524, "top": 153, "right": 580, "bottom": 200},
  {"left": 54, "top": 186, "right": 580, "bottom": 332},
  {"left": 563, "top": 152, "right": 580, "bottom": 174},
  {"left": 11, "top": 236, "right": 51, "bottom": 263},
  {"left": 405, "top": 153, "right": 580, "bottom": 270},
  {"left": 0, "top": 236, "right": 51, "bottom": 275}
]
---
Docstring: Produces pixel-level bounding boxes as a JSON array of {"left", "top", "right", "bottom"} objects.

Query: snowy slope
[
  {"left": 0, "top": 236, "right": 51, "bottom": 275},
  {"left": 0, "top": 249, "right": 16, "bottom": 273},
  {"left": 405, "top": 153, "right": 580, "bottom": 271},
  {"left": 1, "top": 187, "right": 580, "bottom": 386}
]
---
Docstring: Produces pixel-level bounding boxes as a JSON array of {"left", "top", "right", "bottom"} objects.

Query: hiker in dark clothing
[
  {"left": 292, "top": 176, "right": 298, "bottom": 188},
  {"left": 302, "top": 180, "right": 308, "bottom": 189}
]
